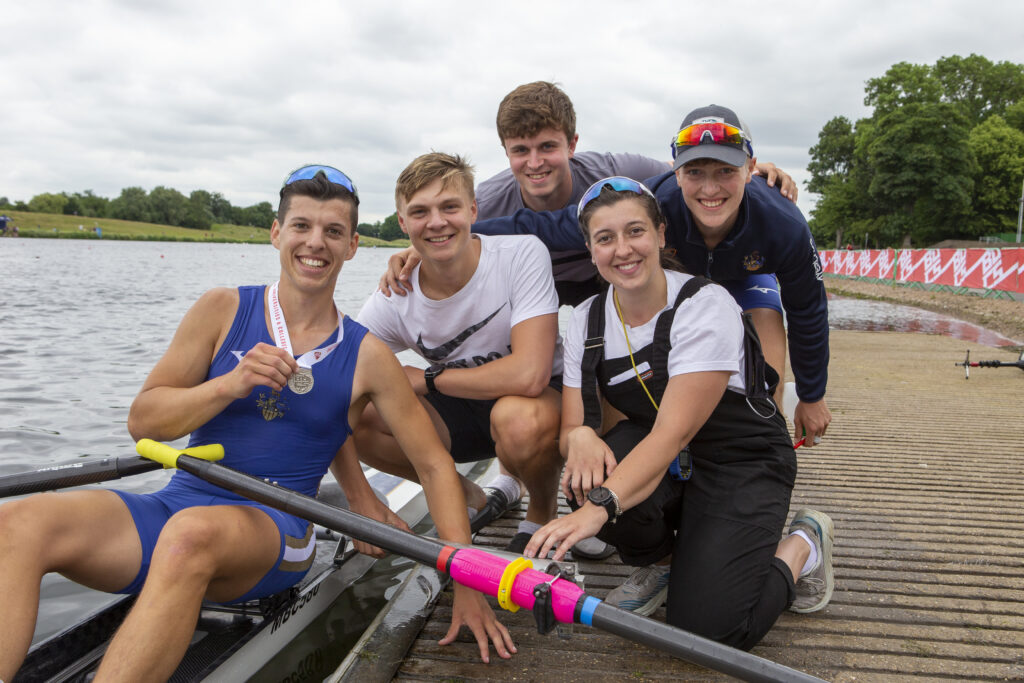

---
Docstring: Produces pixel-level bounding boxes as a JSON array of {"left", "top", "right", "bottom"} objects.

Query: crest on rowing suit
[
  {"left": 256, "top": 390, "right": 288, "bottom": 421},
  {"left": 743, "top": 251, "right": 765, "bottom": 271}
]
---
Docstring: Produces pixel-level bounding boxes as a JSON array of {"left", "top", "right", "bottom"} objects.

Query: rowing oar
[
  {"left": 136, "top": 439, "right": 823, "bottom": 683},
  {"left": 955, "top": 349, "right": 1024, "bottom": 379},
  {"left": 0, "top": 445, "right": 224, "bottom": 499}
]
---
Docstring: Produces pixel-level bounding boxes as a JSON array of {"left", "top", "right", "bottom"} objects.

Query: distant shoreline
[
  {"left": 0, "top": 209, "right": 408, "bottom": 247},
  {"left": 3, "top": 231, "right": 409, "bottom": 247}
]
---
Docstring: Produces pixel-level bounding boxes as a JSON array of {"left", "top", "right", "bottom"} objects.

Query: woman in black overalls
[{"left": 524, "top": 178, "right": 833, "bottom": 651}]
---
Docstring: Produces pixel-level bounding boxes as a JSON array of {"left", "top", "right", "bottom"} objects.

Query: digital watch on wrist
[
  {"left": 587, "top": 486, "right": 621, "bottom": 523},
  {"left": 424, "top": 364, "right": 445, "bottom": 394}
]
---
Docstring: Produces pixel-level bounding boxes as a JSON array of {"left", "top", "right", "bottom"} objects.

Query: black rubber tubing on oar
[
  {"left": 165, "top": 451, "right": 823, "bottom": 683},
  {"left": 0, "top": 457, "right": 163, "bottom": 498}
]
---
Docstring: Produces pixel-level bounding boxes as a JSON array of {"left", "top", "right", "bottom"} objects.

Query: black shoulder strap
[
  {"left": 652, "top": 276, "right": 712, "bottom": 376},
  {"left": 580, "top": 291, "right": 608, "bottom": 430},
  {"left": 741, "top": 313, "right": 775, "bottom": 400}
]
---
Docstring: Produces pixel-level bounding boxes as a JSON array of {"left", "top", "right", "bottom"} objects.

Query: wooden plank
[{"left": 384, "top": 330, "right": 1024, "bottom": 682}]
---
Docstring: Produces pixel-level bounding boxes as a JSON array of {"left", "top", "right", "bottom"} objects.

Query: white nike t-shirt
[{"left": 357, "top": 234, "right": 564, "bottom": 375}]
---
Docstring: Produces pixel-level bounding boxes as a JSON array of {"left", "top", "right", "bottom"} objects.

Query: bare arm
[
  {"left": 526, "top": 371, "right": 729, "bottom": 561},
  {"left": 351, "top": 335, "right": 470, "bottom": 540},
  {"left": 127, "top": 288, "right": 298, "bottom": 442},
  {"left": 329, "top": 440, "right": 381, "bottom": 511},
  {"left": 377, "top": 246, "right": 421, "bottom": 297},
  {"left": 350, "top": 334, "right": 515, "bottom": 661},
  {"left": 329, "top": 440, "right": 411, "bottom": 558},
  {"left": 425, "top": 313, "right": 557, "bottom": 400},
  {"left": 558, "top": 385, "right": 617, "bottom": 506}
]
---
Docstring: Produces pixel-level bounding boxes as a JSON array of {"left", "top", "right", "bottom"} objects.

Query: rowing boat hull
[{"left": 14, "top": 463, "right": 468, "bottom": 682}]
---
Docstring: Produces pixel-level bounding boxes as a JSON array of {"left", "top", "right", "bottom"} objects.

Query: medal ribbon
[{"left": 267, "top": 281, "right": 344, "bottom": 370}]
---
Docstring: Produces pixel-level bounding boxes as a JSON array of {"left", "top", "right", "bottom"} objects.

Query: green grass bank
[{"left": 1, "top": 210, "right": 409, "bottom": 248}]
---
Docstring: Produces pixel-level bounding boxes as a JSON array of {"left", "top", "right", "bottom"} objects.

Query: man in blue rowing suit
[
  {"left": 472, "top": 105, "right": 832, "bottom": 446},
  {"left": 0, "top": 167, "right": 515, "bottom": 682}
]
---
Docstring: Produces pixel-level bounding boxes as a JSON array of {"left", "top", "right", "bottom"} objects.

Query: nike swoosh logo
[{"left": 415, "top": 304, "right": 506, "bottom": 362}]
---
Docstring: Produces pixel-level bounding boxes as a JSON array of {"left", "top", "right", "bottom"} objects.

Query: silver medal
[{"left": 288, "top": 367, "right": 314, "bottom": 394}]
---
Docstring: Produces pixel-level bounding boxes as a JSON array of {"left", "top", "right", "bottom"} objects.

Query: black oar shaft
[
  {"left": 176, "top": 455, "right": 446, "bottom": 565},
  {"left": 0, "top": 457, "right": 161, "bottom": 498},
  {"left": 976, "top": 360, "right": 1024, "bottom": 368},
  {"left": 591, "top": 604, "right": 821, "bottom": 683},
  {"left": 171, "top": 453, "right": 824, "bottom": 682}
]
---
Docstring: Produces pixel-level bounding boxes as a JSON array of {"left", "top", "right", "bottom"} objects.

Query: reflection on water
[
  {"left": 250, "top": 553, "right": 417, "bottom": 682},
  {"left": 827, "top": 295, "right": 1022, "bottom": 348}
]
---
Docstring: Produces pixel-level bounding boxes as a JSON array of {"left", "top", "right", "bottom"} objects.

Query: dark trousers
[{"left": 572, "top": 419, "right": 797, "bottom": 651}]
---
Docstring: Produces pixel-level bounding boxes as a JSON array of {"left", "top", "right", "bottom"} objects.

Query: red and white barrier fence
[{"left": 819, "top": 247, "right": 1024, "bottom": 293}]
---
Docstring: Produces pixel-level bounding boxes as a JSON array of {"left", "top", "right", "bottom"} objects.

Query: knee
[
  {"left": 0, "top": 498, "right": 35, "bottom": 548},
  {"left": 150, "top": 510, "right": 220, "bottom": 578},
  {"left": 667, "top": 590, "right": 758, "bottom": 651},
  {"left": 0, "top": 495, "right": 57, "bottom": 550},
  {"left": 490, "top": 399, "right": 557, "bottom": 458}
]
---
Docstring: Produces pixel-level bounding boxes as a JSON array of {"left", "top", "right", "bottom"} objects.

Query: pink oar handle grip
[{"left": 446, "top": 547, "right": 585, "bottom": 623}]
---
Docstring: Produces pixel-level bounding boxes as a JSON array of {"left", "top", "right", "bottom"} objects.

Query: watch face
[{"left": 588, "top": 487, "right": 610, "bottom": 504}]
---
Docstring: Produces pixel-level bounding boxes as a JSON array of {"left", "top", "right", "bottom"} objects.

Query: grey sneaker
[
  {"left": 604, "top": 564, "right": 671, "bottom": 616},
  {"left": 788, "top": 509, "right": 835, "bottom": 613}
]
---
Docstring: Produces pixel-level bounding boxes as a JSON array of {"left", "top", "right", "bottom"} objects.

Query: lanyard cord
[{"left": 612, "top": 290, "right": 660, "bottom": 413}]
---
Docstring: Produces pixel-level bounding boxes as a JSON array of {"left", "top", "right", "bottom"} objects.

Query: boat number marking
[{"left": 270, "top": 583, "right": 321, "bottom": 633}]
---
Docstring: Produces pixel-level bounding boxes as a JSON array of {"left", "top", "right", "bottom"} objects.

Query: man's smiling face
[{"left": 502, "top": 127, "right": 578, "bottom": 212}]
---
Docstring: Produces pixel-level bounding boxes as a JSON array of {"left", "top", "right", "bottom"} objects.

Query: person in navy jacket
[{"left": 474, "top": 105, "right": 831, "bottom": 446}]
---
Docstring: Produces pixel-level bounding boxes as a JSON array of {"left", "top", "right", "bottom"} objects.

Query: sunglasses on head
[
  {"left": 577, "top": 176, "right": 656, "bottom": 218},
  {"left": 671, "top": 122, "right": 753, "bottom": 159},
  {"left": 283, "top": 165, "right": 359, "bottom": 201}
]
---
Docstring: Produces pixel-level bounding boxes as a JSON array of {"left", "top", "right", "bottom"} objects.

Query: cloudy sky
[{"left": 2, "top": 1, "right": 1023, "bottom": 223}]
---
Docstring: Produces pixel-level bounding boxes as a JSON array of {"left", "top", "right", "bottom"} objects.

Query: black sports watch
[
  {"left": 587, "top": 486, "right": 621, "bottom": 523},
  {"left": 424, "top": 364, "right": 446, "bottom": 394}
]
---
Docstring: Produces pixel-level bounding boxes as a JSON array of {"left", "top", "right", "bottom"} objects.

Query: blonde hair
[{"left": 395, "top": 152, "right": 475, "bottom": 208}]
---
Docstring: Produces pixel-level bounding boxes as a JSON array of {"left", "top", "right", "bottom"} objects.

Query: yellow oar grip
[
  {"left": 182, "top": 444, "right": 225, "bottom": 462},
  {"left": 135, "top": 439, "right": 224, "bottom": 468}
]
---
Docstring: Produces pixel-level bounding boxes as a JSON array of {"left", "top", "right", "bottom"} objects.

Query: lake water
[{"left": 0, "top": 238, "right": 1016, "bottom": 673}]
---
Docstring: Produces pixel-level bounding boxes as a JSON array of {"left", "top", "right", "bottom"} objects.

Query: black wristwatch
[
  {"left": 587, "top": 486, "right": 621, "bottom": 523},
  {"left": 424, "top": 364, "right": 445, "bottom": 394}
]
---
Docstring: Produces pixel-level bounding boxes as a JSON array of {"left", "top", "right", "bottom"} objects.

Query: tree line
[
  {"left": 0, "top": 187, "right": 275, "bottom": 230},
  {"left": 807, "top": 54, "right": 1024, "bottom": 248},
  {"left": 356, "top": 213, "right": 404, "bottom": 241}
]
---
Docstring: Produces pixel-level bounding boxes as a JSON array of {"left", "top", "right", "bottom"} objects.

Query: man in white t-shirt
[{"left": 356, "top": 152, "right": 564, "bottom": 552}]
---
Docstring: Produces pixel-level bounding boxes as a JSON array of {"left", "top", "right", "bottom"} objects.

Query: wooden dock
[{"left": 330, "top": 330, "right": 1024, "bottom": 682}]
